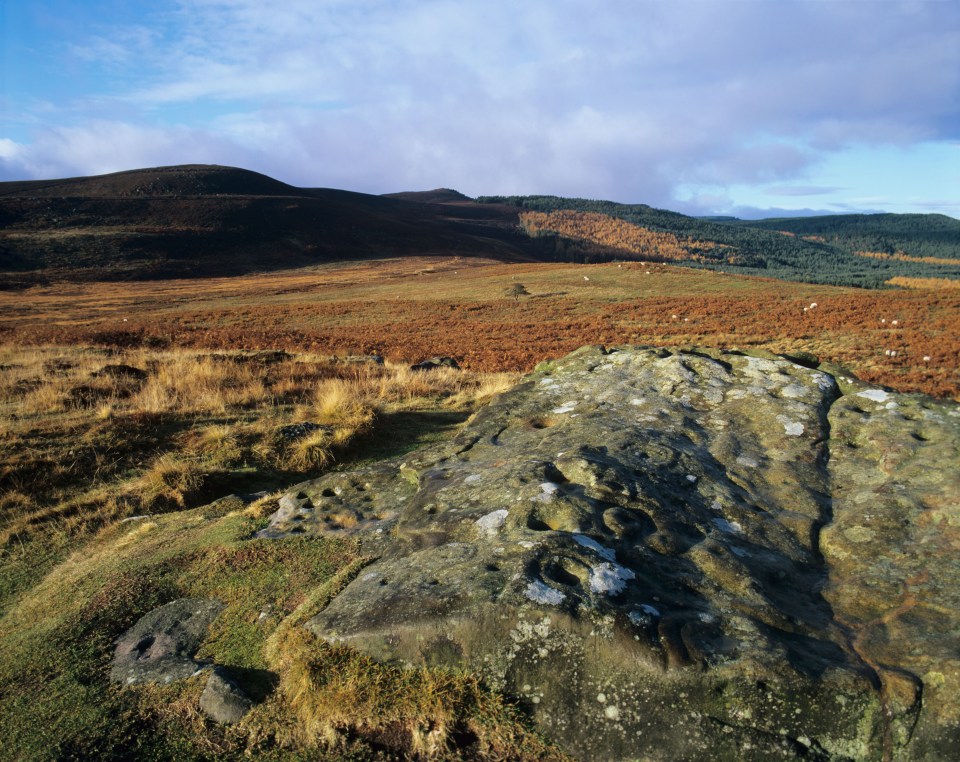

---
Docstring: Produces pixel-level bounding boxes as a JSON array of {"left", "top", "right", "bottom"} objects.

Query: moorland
[{"left": 0, "top": 165, "right": 958, "bottom": 761}]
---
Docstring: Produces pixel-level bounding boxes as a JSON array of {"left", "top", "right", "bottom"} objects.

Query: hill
[
  {"left": 0, "top": 164, "right": 302, "bottom": 199},
  {"left": 0, "top": 166, "right": 536, "bottom": 284},
  {"left": 735, "top": 212, "right": 960, "bottom": 261},
  {"left": 381, "top": 187, "right": 474, "bottom": 204},
  {"left": 478, "top": 195, "right": 960, "bottom": 287},
  {"left": 3, "top": 165, "right": 959, "bottom": 289}
]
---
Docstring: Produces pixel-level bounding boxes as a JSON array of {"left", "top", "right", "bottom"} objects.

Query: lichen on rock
[
  {"left": 110, "top": 598, "right": 224, "bottom": 686},
  {"left": 258, "top": 345, "right": 960, "bottom": 761}
]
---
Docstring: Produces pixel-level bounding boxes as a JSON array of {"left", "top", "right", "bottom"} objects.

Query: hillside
[
  {"left": 0, "top": 251, "right": 957, "bottom": 759},
  {"left": 736, "top": 212, "right": 960, "bottom": 261},
  {"left": 381, "top": 187, "right": 474, "bottom": 204},
  {"left": 3, "top": 165, "right": 959, "bottom": 289},
  {"left": 0, "top": 164, "right": 302, "bottom": 199},
  {"left": 0, "top": 166, "right": 535, "bottom": 284},
  {"left": 479, "top": 195, "right": 960, "bottom": 287}
]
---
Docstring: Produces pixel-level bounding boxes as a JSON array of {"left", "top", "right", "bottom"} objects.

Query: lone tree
[{"left": 506, "top": 283, "right": 530, "bottom": 301}]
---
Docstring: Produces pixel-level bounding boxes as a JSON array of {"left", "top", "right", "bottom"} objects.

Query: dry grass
[
  {"left": 259, "top": 558, "right": 566, "bottom": 760},
  {"left": 271, "top": 626, "right": 551, "bottom": 759},
  {"left": 136, "top": 454, "right": 211, "bottom": 511},
  {"left": 0, "top": 345, "right": 515, "bottom": 555},
  {"left": 0, "top": 257, "right": 955, "bottom": 399}
]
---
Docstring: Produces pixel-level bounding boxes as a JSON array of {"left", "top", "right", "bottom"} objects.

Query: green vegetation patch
[
  {"left": 0, "top": 344, "right": 548, "bottom": 760},
  {"left": 479, "top": 195, "right": 960, "bottom": 287}
]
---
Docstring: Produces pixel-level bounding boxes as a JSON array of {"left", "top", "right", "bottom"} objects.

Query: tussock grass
[
  {"left": 0, "top": 343, "right": 546, "bottom": 759},
  {"left": 0, "top": 346, "right": 513, "bottom": 541},
  {"left": 136, "top": 453, "right": 211, "bottom": 511},
  {"left": 269, "top": 626, "right": 560, "bottom": 759},
  {"left": 258, "top": 558, "right": 565, "bottom": 760},
  {"left": 0, "top": 344, "right": 517, "bottom": 607}
]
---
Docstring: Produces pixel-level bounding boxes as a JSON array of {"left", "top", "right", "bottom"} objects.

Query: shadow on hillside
[{"left": 342, "top": 410, "right": 473, "bottom": 465}]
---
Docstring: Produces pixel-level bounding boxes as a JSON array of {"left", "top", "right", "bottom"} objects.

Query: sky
[{"left": 1, "top": 0, "right": 958, "bottom": 218}]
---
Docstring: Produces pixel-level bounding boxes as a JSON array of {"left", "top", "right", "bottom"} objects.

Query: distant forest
[{"left": 477, "top": 196, "right": 960, "bottom": 288}]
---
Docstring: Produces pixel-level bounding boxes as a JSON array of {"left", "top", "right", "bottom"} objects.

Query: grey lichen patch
[{"left": 254, "top": 346, "right": 960, "bottom": 761}]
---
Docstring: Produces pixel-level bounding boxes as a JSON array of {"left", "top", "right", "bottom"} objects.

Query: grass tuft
[{"left": 0, "top": 343, "right": 565, "bottom": 760}]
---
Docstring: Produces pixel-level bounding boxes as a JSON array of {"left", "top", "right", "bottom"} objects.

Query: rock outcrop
[
  {"left": 258, "top": 346, "right": 960, "bottom": 761},
  {"left": 111, "top": 598, "right": 260, "bottom": 725},
  {"left": 111, "top": 598, "right": 224, "bottom": 685}
]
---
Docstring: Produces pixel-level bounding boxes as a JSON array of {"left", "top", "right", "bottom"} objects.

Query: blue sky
[{"left": 1, "top": 0, "right": 958, "bottom": 218}]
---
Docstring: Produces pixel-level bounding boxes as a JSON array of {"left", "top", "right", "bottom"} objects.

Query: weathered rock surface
[
  {"left": 259, "top": 346, "right": 960, "bottom": 761},
  {"left": 110, "top": 598, "right": 224, "bottom": 685},
  {"left": 199, "top": 667, "right": 254, "bottom": 724}
]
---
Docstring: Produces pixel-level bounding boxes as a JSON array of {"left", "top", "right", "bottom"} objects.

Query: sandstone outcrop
[
  {"left": 110, "top": 598, "right": 224, "bottom": 686},
  {"left": 111, "top": 598, "right": 263, "bottom": 725},
  {"left": 257, "top": 346, "right": 960, "bottom": 760}
]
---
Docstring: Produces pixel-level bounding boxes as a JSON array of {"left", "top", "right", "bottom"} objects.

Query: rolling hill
[
  {"left": 2, "top": 164, "right": 959, "bottom": 288},
  {"left": 477, "top": 195, "right": 960, "bottom": 287},
  {"left": 0, "top": 165, "right": 536, "bottom": 284}
]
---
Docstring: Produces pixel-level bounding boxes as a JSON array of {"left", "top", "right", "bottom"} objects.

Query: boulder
[
  {"left": 410, "top": 356, "right": 460, "bottom": 371},
  {"left": 277, "top": 421, "right": 333, "bottom": 441},
  {"left": 199, "top": 667, "right": 254, "bottom": 724},
  {"left": 110, "top": 598, "right": 224, "bottom": 685},
  {"left": 339, "top": 354, "right": 385, "bottom": 365},
  {"left": 259, "top": 346, "right": 960, "bottom": 761},
  {"left": 92, "top": 364, "right": 149, "bottom": 381}
]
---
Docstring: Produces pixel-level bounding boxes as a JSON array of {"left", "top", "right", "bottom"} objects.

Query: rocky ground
[{"left": 234, "top": 345, "right": 958, "bottom": 760}]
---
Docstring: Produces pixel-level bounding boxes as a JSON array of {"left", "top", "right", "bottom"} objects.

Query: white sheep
[
  {"left": 809, "top": 302, "right": 818, "bottom": 309},
  {"left": 923, "top": 355, "right": 931, "bottom": 362}
]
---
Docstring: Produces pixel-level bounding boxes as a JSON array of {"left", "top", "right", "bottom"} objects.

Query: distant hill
[
  {"left": 0, "top": 164, "right": 302, "bottom": 199},
  {"left": 381, "top": 188, "right": 473, "bottom": 204},
  {"left": 734, "top": 213, "right": 960, "bottom": 261},
  {"left": 477, "top": 195, "right": 960, "bottom": 287},
  {"left": 3, "top": 165, "right": 958, "bottom": 288},
  {"left": 0, "top": 166, "right": 544, "bottom": 284}
]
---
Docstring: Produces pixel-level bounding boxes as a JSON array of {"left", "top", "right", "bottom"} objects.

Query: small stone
[{"left": 199, "top": 667, "right": 254, "bottom": 724}]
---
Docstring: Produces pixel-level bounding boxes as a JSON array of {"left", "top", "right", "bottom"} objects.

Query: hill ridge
[
  {"left": 0, "top": 164, "right": 304, "bottom": 199},
  {"left": 2, "top": 165, "right": 959, "bottom": 287}
]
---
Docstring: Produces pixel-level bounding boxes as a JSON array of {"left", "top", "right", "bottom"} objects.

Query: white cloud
[
  {"left": 0, "top": 139, "right": 24, "bottom": 161},
  {"left": 3, "top": 0, "right": 958, "bottom": 214}
]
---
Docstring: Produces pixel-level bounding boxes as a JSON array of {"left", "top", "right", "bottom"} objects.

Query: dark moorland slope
[{"left": 0, "top": 165, "right": 536, "bottom": 283}]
